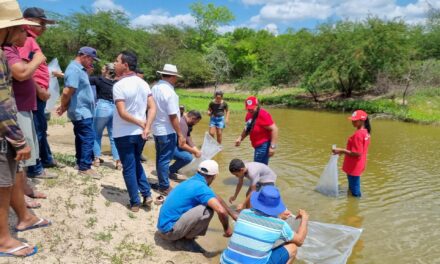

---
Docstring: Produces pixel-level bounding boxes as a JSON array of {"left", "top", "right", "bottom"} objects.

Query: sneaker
[
  {"left": 169, "top": 173, "right": 187, "bottom": 182},
  {"left": 78, "top": 169, "right": 101, "bottom": 180},
  {"left": 140, "top": 154, "right": 147, "bottom": 163},
  {"left": 129, "top": 204, "right": 140, "bottom": 212},
  {"left": 43, "top": 160, "right": 66, "bottom": 169},
  {"left": 28, "top": 170, "right": 58, "bottom": 179}
]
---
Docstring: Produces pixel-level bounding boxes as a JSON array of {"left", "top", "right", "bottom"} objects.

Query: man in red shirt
[
  {"left": 18, "top": 7, "right": 65, "bottom": 180},
  {"left": 235, "top": 96, "right": 278, "bottom": 165}
]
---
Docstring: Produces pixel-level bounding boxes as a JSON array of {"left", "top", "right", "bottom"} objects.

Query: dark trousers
[
  {"left": 72, "top": 118, "right": 94, "bottom": 171},
  {"left": 154, "top": 133, "right": 176, "bottom": 190},
  {"left": 27, "top": 98, "right": 53, "bottom": 176},
  {"left": 115, "top": 135, "right": 151, "bottom": 206}
]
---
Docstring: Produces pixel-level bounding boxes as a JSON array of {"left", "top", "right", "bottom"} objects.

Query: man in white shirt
[
  {"left": 113, "top": 51, "right": 157, "bottom": 212},
  {"left": 152, "top": 64, "right": 185, "bottom": 195}
]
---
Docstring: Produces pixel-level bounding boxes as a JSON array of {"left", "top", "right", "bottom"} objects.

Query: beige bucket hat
[{"left": 0, "top": 0, "right": 40, "bottom": 29}]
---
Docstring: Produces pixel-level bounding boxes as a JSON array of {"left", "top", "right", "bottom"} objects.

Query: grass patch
[
  {"left": 86, "top": 217, "right": 98, "bottom": 228},
  {"left": 81, "top": 184, "right": 99, "bottom": 197},
  {"left": 53, "top": 153, "right": 76, "bottom": 167},
  {"left": 94, "top": 231, "right": 113, "bottom": 242},
  {"left": 48, "top": 115, "right": 69, "bottom": 126}
]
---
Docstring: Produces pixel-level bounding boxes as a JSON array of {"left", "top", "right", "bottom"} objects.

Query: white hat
[
  {"left": 157, "top": 64, "right": 182, "bottom": 78},
  {"left": 0, "top": 0, "right": 40, "bottom": 29},
  {"left": 198, "top": 160, "right": 219, "bottom": 176}
]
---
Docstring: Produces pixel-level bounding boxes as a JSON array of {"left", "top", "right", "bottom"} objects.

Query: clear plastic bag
[
  {"left": 284, "top": 217, "right": 362, "bottom": 264},
  {"left": 45, "top": 58, "right": 62, "bottom": 112},
  {"left": 179, "top": 132, "right": 222, "bottom": 176},
  {"left": 315, "top": 155, "right": 339, "bottom": 197}
]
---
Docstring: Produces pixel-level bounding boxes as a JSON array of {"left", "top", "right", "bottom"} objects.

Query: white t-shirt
[
  {"left": 245, "top": 162, "right": 277, "bottom": 185},
  {"left": 112, "top": 75, "right": 151, "bottom": 138},
  {"left": 152, "top": 80, "right": 180, "bottom": 136}
]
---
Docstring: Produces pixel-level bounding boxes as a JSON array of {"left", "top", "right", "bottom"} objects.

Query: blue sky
[{"left": 18, "top": 0, "right": 439, "bottom": 34}]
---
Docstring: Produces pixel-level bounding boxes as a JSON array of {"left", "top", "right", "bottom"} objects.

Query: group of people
[{"left": 0, "top": 1, "right": 372, "bottom": 262}]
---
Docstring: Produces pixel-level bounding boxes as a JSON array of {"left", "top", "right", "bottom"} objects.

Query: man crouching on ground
[{"left": 157, "top": 160, "right": 234, "bottom": 243}]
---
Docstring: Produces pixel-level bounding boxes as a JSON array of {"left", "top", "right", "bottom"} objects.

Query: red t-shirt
[
  {"left": 18, "top": 34, "right": 50, "bottom": 89},
  {"left": 245, "top": 108, "right": 274, "bottom": 148},
  {"left": 342, "top": 128, "right": 370, "bottom": 176},
  {"left": 3, "top": 46, "right": 37, "bottom": 111}
]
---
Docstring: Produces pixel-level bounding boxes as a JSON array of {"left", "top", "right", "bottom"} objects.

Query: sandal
[
  {"left": 127, "top": 204, "right": 140, "bottom": 212},
  {"left": 0, "top": 243, "right": 38, "bottom": 257},
  {"left": 28, "top": 190, "right": 47, "bottom": 199},
  {"left": 93, "top": 158, "right": 100, "bottom": 167},
  {"left": 142, "top": 196, "right": 153, "bottom": 207},
  {"left": 157, "top": 187, "right": 173, "bottom": 196},
  {"left": 15, "top": 218, "right": 52, "bottom": 232},
  {"left": 154, "top": 195, "right": 165, "bottom": 205},
  {"left": 24, "top": 196, "right": 41, "bottom": 209}
]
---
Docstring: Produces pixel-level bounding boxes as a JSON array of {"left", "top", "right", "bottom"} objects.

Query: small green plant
[
  {"left": 81, "top": 184, "right": 99, "bottom": 197},
  {"left": 127, "top": 212, "right": 136, "bottom": 219},
  {"left": 105, "top": 200, "right": 111, "bottom": 207},
  {"left": 86, "top": 217, "right": 98, "bottom": 228},
  {"left": 94, "top": 231, "right": 113, "bottom": 242},
  {"left": 110, "top": 254, "right": 124, "bottom": 264},
  {"left": 53, "top": 153, "right": 76, "bottom": 167}
]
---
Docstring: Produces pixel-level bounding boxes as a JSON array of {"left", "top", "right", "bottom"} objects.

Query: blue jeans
[
  {"left": 72, "top": 118, "right": 94, "bottom": 171},
  {"left": 27, "top": 98, "right": 53, "bottom": 176},
  {"left": 93, "top": 99, "right": 119, "bottom": 161},
  {"left": 254, "top": 141, "right": 270, "bottom": 165},
  {"left": 115, "top": 135, "right": 151, "bottom": 206},
  {"left": 347, "top": 175, "right": 362, "bottom": 197},
  {"left": 209, "top": 116, "right": 225, "bottom": 129},
  {"left": 169, "top": 147, "right": 193, "bottom": 174},
  {"left": 154, "top": 133, "right": 176, "bottom": 190}
]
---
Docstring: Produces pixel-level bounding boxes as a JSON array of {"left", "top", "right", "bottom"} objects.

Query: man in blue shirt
[
  {"left": 56, "top": 47, "right": 100, "bottom": 179},
  {"left": 157, "top": 160, "right": 234, "bottom": 242}
]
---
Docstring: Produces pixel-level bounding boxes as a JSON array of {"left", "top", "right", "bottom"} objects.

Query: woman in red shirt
[
  {"left": 333, "top": 110, "right": 371, "bottom": 197},
  {"left": 235, "top": 96, "right": 278, "bottom": 165}
]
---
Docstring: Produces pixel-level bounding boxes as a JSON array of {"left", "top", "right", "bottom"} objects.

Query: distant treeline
[{"left": 39, "top": 3, "right": 440, "bottom": 99}]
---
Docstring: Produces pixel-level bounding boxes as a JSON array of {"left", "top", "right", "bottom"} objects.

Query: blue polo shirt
[
  {"left": 157, "top": 173, "right": 216, "bottom": 233},
  {"left": 64, "top": 60, "right": 95, "bottom": 121}
]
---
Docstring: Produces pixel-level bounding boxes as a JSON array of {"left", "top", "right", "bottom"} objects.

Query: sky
[{"left": 18, "top": 0, "right": 440, "bottom": 35}]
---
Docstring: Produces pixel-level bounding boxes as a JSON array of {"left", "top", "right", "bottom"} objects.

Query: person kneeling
[
  {"left": 157, "top": 160, "right": 233, "bottom": 242},
  {"left": 221, "top": 186, "right": 308, "bottom": 264}
]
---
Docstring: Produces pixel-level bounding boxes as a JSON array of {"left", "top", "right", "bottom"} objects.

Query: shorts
[
  {"left": 16, "top": 111, "right": 39, "bottom": 167},
  {"left": 209, "top": 116, "right": 225, "bottom": 129},
  {"left": 256, "top": 182, "right": 275, "bottom": 191},
  {"left": 267, "top": 245, "right": 290, "bottom": 264},
  {"left": 0, "top": 140, "right": 18, "bottom": 187}
]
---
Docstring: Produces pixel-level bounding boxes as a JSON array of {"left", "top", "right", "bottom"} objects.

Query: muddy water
[{"left": 140, "top": 108, "right": 440, "bottom": 263}]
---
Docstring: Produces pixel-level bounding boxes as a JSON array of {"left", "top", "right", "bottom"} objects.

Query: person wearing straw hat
[
  {"left": 157, "top": 160, "right": 234, "bottom": 242},
  {"left": 152, "top": 64, "right": 186, "bottom": 196},
  {"left": 0, "top": 0, "right": 53, "bottom": 258},
  {"left": 221, "top": 186, "right": 309, "bottom": 264}
]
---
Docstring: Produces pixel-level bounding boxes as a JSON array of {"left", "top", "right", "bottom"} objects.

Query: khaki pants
[{"left": 160, "top": 205, "right": 214, "bottom": 241}]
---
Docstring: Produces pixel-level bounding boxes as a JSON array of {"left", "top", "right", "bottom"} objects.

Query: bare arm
[
  {"left": 207, "top": 197, "right": 232, "bottom": 237},
  {"left": 229, "top": 177, "right": 244, "bottom": 203},
  {"left": 115, "top": 100, "right": 145, "bottom": 128},
  {"left": 235, "top": 128, "right": 248, "bottom": 146},
  {"left": 170, "top": 114, "right": 185, "bottom": 147},
  {"left": 216, "top": 195, "right": 239, "bottom": 221},
  {"left": 35, "top": 82, "right": 50, "bottom": 101},
  {"left": 9, "top": 52, "right": 45, "bottom": 81},
  {"left": 291, "top": 209, "right": 309, "bottom": 247},
  {"left": 332, "top": 148, "right": 361, "bottom": 157},
  {"left": 265, "top": 123, "right": 278, "bottom": 157},
  {"left": 142, "top": 96, "right": 157, "bottom": 139},
  {"left": 225, "top": 109, "right": 230, "bottom": 124},
  {"left": 56, "top": 87, "right": 75, "bottom": 116}
]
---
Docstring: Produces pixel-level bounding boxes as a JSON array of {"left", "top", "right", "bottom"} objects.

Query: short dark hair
[
  {"left": 120, "top": 51, "right": 137, "bottom": 71},
  {"left": 187, "top": 110, "right": 202, "bottom": 120},
  {"left": 214, "top": 90, "right": 224, "bottom": 97},
  {"left": 229, "top": 159, "right": 245, "bottom": 173}
]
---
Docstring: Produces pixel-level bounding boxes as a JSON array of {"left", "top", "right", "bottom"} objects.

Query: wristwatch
[{"left": 270, "top": 144, "right": 277, "bottom": 149}]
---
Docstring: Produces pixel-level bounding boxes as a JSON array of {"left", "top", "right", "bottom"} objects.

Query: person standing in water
[
  {"left": 332, "top": 110, "right": 371, "bottom": 197},
  {"left": 208, "top": 90, "right": 229, "bottom": 144}
]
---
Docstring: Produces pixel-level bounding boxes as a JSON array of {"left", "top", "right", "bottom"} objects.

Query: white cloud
[
  {"left": 92, "top": 0, "right": 126, "bottom": 13},
  {"left": 131, "top": 9, "right": 196, "bottom": 28},
  {"left": 242, "top": 0, "right": 440, "bottom": 27},
  {"left": 264, "top": 23, "right": 279, "bottom": 35}
]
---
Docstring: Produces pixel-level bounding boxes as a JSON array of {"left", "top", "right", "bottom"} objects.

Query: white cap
[{"left": 198, "top": 160, "right": 219, "bottom": 176}]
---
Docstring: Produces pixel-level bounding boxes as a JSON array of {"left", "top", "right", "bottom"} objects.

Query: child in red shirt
[{"left": 333, "top": 110, "right": 371, "bottom": 197}]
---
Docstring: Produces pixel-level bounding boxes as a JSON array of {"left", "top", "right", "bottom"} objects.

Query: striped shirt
[{"left": 221, "top": 209, "right": 294, "bottom": 264}]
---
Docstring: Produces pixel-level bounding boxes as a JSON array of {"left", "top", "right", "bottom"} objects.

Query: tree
[{"left": 205, "top": 47, "right": 231, "bottom": 91}]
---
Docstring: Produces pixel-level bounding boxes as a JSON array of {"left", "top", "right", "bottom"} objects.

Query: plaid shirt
[{"left": 0, "top": 50, "right": 26, "bottom": 150}]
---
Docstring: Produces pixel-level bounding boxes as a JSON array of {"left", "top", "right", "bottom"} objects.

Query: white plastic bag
[
  {"left": 45, "top": 58, "right": 61, "bottom": 112},
  {"left": 179, "top": 132, "right": 222, "bottom": 176},
  {"left": 283, "top": 217, "right": 362, "bottom": 264},
  {"left": 315, "top": 155, "right": 339, "bottom": 197}
]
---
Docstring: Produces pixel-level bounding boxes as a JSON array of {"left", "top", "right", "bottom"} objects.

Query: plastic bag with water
[
  {"left": 45, "top": 58, "right": 62, "bottom": 112},
  {"left": 315, "top": 155, "right": 339, "bottom": 197},
  {"left": 283, "top": 217, "right": 362, "bottom": 264},
  {"left": 179, "top": 132, "right": 222, "bottom": 175}
]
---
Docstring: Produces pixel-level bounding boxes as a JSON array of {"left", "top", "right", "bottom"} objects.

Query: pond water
[{"left": 142, "top": 108, "right": 440, "bottom": 263}]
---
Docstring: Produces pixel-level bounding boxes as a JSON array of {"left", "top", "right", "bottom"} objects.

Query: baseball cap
[
  {"left": 23, "top": 7, "right": 56, "bottom": 24},
  {"left": 349, "top": 110, "right": 368, "bottom": 121},
  {"left": 245, "top": 96, "right": 258, "bottom": 110},
  {"left": 198, "top": 160, "right": 219, "bottom": 176},
  {"left": 78, "top": 46, "right": 100, "bottom": 61}
]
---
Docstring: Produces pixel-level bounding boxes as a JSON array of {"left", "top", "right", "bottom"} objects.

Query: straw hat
[
  {"left": 0, "top": 0, "right": 40, "bottom": 29},
  {"left": 157, "top": 64, "right": 182, "bottom": 78}
]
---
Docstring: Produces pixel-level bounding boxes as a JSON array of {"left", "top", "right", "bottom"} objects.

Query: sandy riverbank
[{"left": 6, "top": 122, "right": 213, "bottom": 264}]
